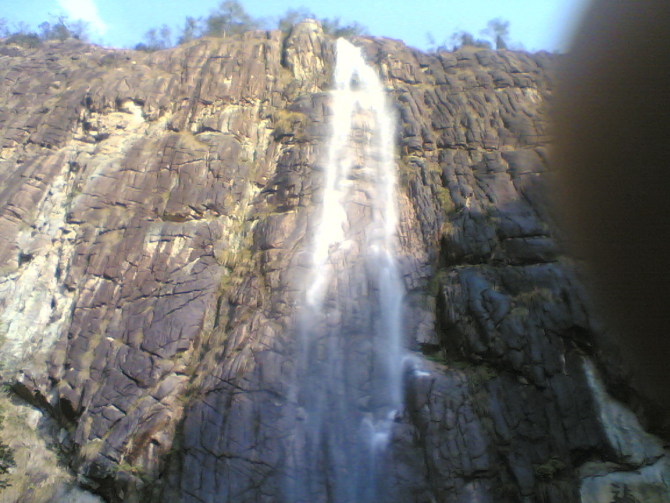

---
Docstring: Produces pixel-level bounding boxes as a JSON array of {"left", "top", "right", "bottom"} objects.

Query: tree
[
  {"left": 1, "top": 15, "right": 89, "bottom": 46},
  {"left": 177, "top": 16, "right": 202, "bottom": 45},
  {"left": 2, "top": 21, "right": 41, "bottom": 48},
  {"left": 428, "top": 18, "right": 513, "bottom": 53},
  {"left": 142, "top": 3, "right": 367, "bottom": 50},
  {"left": 451, "top": 31, "right": 492, "bottom": 49},
  {"left": 277, "top": 8, "right": 314, "bottom": 33},
  {"left": 483, "top": 18, "right": 510, "bottom": 50},
  {"left": 135, "top": 24, "right": 172, "bottom": 51},
  {"left": 0, "top": 18, "right": 8, "bottom": 38},
  {"left": 38, "top": 15, "right": 88, "bottom": 41},
  {"left": 275, "top": 9, "right": 366, "bottom": 37},
  {"left": 39, "top": 21, "right": 69, "bottom": 41},
  {"left": 320, "top": 17, "right": 367, "bottom": 38},
  {"left": 425, "top": 32, "right": 449, "bottom": 53},
  {"left": 204, "top": 0, "right": 259, "bottom": 37}
]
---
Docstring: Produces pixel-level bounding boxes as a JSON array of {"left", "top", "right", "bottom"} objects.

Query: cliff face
[{"left": 0, "top": 22, "right": 667, "bottom": 503}]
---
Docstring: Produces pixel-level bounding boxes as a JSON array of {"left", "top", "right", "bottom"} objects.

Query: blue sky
[{"left": 3, "top": 0, "right": 590, "bottom": 52}]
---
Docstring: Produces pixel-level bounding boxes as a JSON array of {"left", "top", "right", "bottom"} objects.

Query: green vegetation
[
  {"left": 0, "top": 15, "right": 88, "bottom": 48},
  {"left": 136, "top": 1, "right": 368, "bottom": 52},
  {"left": 140, "top": 0, "right": 263, "bottom": 50},
  {"left": 0, "top": 415, "right": 15, "bottom": 490},
  {"left": 319, "top": 18, "right": 368, "bottom": 38},
  {"left": 115, "top": 461, "right": 151, "bottom": 484},
  {"left": 135, "top": 25, "right": 173, "bottom": 52},
  {"left": 0, "top": 390, "right": 72, "bottom": 498},
  {"left": 277, "top": 8, "right": 314, "bottom": 34},
  {"left": 515, "top": 287, "right": 556, "bottom": 307},
  {"left": 436, "top": 186, "right": 455, "bottom": 215},
  {"left": 421, "top": 350, "right": 447, "bottom": 364},
  {"left": 1, "top": 4, "right": 509, "bottom": 56},
  {"left": 276, "top": 7, "right": 368, "bottom": 37},
  {"left": 426, "top": 17, "right": 513, "bottom": 52},
  {"left": 418, "top": 343, "right": 499, "bottom": 388},
  {"left": 483, "top": 18, "right": 510, "bottom": 50},
  {"left": 272, "top": 109, "right": 307, "bottom": 141},
  {"left": 79, "top": 439, "right": 103, "bottom": 463},
  {"left": 201, "top": 0, "right": 260, "bottom": 37},
  {"left": 533, "top": 457, "right": 567, "bottom": 480},
  {"left": 0, "top": 2, "right": 367, "bottom": 53},
  {"left": 397, "top": 154, "right": 425, "bottom": 187}
]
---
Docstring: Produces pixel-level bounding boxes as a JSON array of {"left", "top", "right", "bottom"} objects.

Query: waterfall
[{"left": 284, "top": 38, "right": 405, "bottom": 503}]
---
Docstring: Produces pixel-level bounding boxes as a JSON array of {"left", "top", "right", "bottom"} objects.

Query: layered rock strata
[{"left": 0, "top": 21, "right": 667, "bottom": 503}]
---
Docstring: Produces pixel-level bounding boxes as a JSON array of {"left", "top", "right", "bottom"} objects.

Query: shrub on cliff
[
  {"left": 135, "top": 24, "right": 173, "bottom": 52},
  {"left": 0, "top": 15, "right": 88, "bottom": 48},
  {"left": 204, "top": 0, "right": 261, "bottom": 36},
  {"left": 38, "top": 17, "right": 88, "bottom": 41},
  {"left": 173, "top": 0, "right": 262, "bottom": 46},
  {"left": 427, "top": 17, "right": 513, "bottom": 53},
  {"left": 4, "top": 32, "right": 42, "bottom": 48},
  {"left": 483, "top": 18, "right": 510, "bottom": 50},
  {"left": 276, "top": 8, "right": 367, "bottom": 37},
  {"left": 0, "top": 413, "right": 15, "bottom": 490}
]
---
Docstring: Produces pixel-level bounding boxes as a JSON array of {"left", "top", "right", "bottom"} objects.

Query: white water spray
[
  {"left": 285, "top": 39, "right": 406, "bottom": 502},
  {"left": 307, "top": 39, "right": 400, "bottom": 312}
]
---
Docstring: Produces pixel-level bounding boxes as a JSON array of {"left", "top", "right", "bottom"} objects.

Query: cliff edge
[{"left": 0, "top": 23, "right": 667, "bottom": 503}]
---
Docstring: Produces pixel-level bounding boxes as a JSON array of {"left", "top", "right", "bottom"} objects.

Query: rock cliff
[{"left": 0, "top": 21, "right": 667, "bottom": 503}]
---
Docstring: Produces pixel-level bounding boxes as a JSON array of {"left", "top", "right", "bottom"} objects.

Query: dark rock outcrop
[{"left": 0, "top": 22, "right": 667, "bottom": 503}]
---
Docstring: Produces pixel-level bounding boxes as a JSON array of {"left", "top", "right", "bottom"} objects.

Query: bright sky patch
[{"left": 56, "top": 0, "right": 107, "bottom": 36}]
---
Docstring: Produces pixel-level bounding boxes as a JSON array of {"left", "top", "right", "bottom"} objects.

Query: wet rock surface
[{"left": 0, "top": 24, "right": 667, "bottom": 503}]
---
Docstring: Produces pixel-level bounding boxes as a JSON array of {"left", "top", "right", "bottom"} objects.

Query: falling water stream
[{"left": 284, "top": 39, "right": 406, "bottom": 502}]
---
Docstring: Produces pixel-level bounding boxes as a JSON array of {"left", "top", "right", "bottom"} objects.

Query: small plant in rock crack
[
  {"left": 533, "top": 457, "right": 566, "bottom": 480},
  {"left": 0, "top": 415, "right": 15, "bottom": 489},
  {"left": 272, "top": 109, "right": 307, "bottom": 141}
]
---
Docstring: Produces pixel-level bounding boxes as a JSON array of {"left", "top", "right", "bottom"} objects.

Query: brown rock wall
[{"left": 0, "top": 24, "right": 665, "bottom": 503}]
